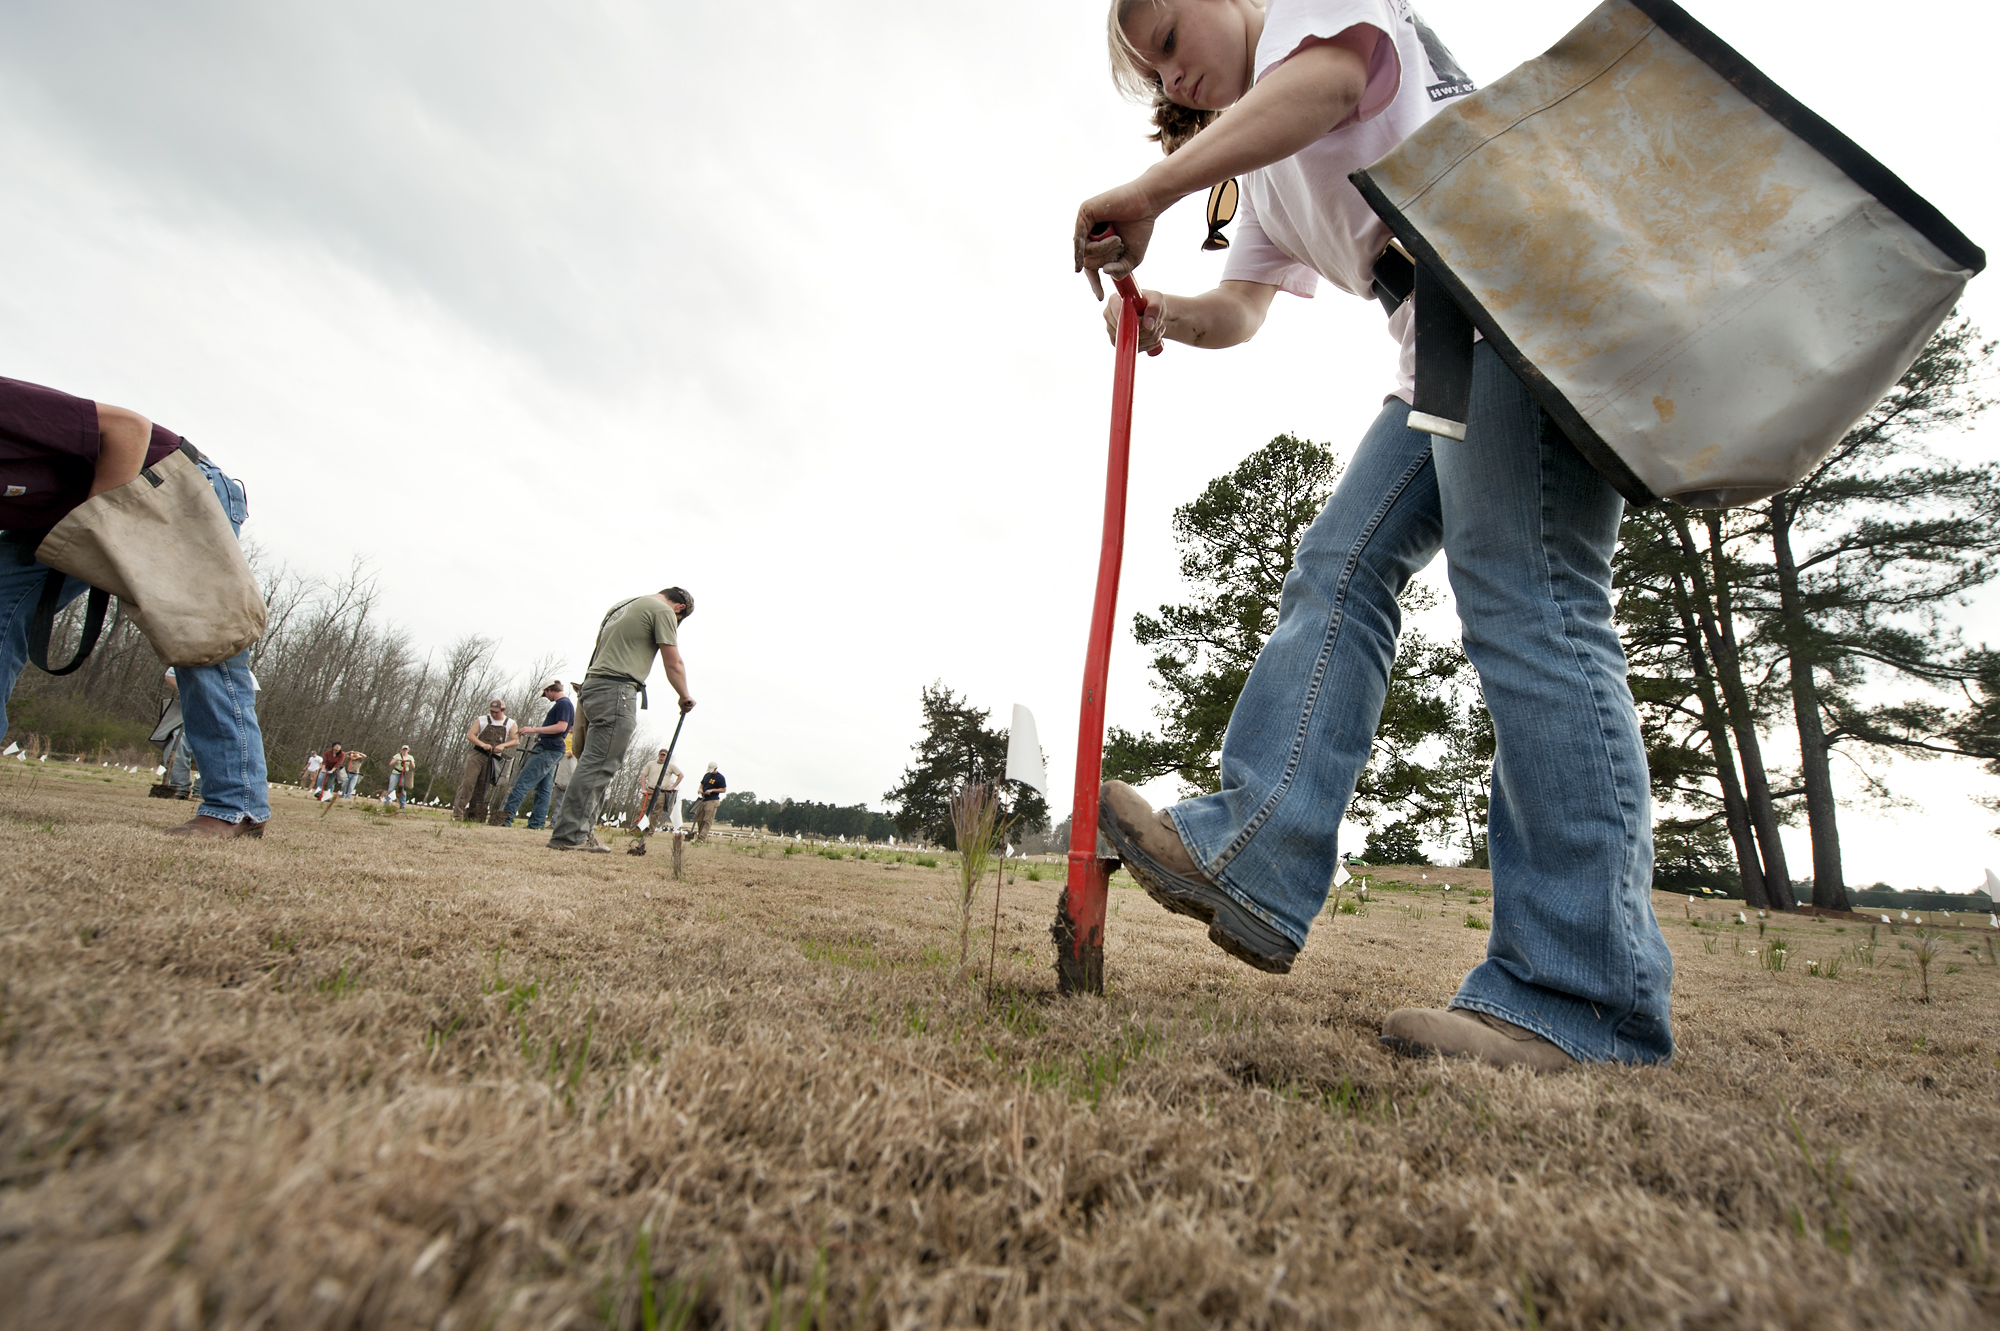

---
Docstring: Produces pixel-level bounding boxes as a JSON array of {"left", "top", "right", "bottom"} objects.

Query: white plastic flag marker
[
  {"left": 1333, "top": 862, "right": 1351, "bottom": 887},
  {"left": 637, "top": 815, "right": 650, "bottom": 831},
  {"left": 1, "top": 743, "right": 17, "bottom": 756},
  {"left": 1986, "top": 868, "right": 2000, "bottom": 896},
  {"left": 155, "top": 765, "right": 166, "bottom": 776},
  {"left": 1005, "top": 704, "right": 1048, "bottom": 795}
]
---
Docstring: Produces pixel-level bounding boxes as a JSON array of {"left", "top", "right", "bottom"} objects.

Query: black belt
[
  {"left": 586, "top": 673, "right": 652, "bottom": 709},
  {"left": 1372, "top": 243, "right": 1474, "bottom": 443}
]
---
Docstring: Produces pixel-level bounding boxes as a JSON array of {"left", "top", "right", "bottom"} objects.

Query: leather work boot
[
  {"left": 1379, "top": 1008, "right": 1577, "bottom": 1072},
  {"left": 1096, "top": 780, "right": 1299, "bottom": 974},
  {"left": 163, "top": 814, "right": 267, "bottom": 840}
]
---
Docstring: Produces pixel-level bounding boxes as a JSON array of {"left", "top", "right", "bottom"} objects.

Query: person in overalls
[{"left": 453, "top": 699, "right": 517, "bottom": 821}]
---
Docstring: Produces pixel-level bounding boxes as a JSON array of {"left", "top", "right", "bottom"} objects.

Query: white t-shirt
[
  {"left": 1220, "top": 0, "right": 1475, "bottom": 401},
  {"left": 306, "top": 754, "right": 322, "bottom": 773}
]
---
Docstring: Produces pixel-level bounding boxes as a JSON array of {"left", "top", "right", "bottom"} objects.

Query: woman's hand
[
  {"left": 1074, "top": 178, "right": 1164, "bottom": 299},
  {"left": 1103, "top": 288, "right": 1168, "bottom": 353}
]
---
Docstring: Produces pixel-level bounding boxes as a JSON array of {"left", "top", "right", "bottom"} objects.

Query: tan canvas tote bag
[
  {"left": 1350, "top": 0, "right": 1984, "bottom": 507},
  {"left": 32, "top": 442, "right": 267, "bottom": 668}
]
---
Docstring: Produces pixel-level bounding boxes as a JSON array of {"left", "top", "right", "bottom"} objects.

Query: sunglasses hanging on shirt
[{"left": 1202, "top": 178, "right": 1239, "bottom": 251}]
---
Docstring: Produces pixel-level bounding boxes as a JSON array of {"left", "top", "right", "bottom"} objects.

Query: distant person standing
[
  {"left": 453, "top": 700, "right": 517, "bottom": 821},
  {"left": 695, "top": 763, "right": 726, "bottom": 841},
  {"left": 338, "top": 747, "right": 368, "bottom": 799},
  {"left": 547, "top": 588, "right": 694, "bottom": 853},
  {"left": 319, "top": 743, "right": 345, "bottom": 796},
  {"left": 500, "top": 680, "right": 573, "bottom": 830},
  {"left": 386, "top": 746, "right": 416, "bottom": 808},
  {"left": 303, "top": 751, "right": 321, "bottom": 790},
  {"left": 627, "top": 747, "right": 683, "bottom": 856}
]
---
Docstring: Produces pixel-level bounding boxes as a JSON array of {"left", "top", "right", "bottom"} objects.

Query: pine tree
[
  {"left": 1104, "top": 432, "right": 1487, "bottom": 863},
  {"left": 883, "top": 682, "right": 1048, "bottom": 849}
]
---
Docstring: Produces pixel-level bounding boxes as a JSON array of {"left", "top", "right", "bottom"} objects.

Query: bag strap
[
  {"left": 27, "top": 569, "right": 109, "bottom": 676},
  {"left": 1407, "top": 258, "right": 1476, "bottom": 443}
]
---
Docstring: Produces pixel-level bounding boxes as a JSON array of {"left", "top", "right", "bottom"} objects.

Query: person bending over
[
  {"left": 0, "top": 376, "right": 270, "bottom": 838},
  {"left": 1071, "top": 0, "right": 1671, "bottom": 1069}
]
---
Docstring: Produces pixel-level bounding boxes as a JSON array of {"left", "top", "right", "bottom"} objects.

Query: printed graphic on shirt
[
  {"left": 1399, "top": 1, "right": 1475, "bottom": 102},
  {"left": 4, "top": 486, "right": 24, "bottom": 496}
]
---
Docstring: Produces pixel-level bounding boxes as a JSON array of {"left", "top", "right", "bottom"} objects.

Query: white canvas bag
[
  {"left": 1350, "top": 0, "right": 1984, "bottom": 507},
  {"left": 32, "top": 442, "right": 267, "bottom": 668}
]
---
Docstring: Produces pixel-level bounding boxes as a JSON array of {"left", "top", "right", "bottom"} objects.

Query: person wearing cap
[
  {"left": 499, "top": 680, "right": 574, "bottom": 831},
  {"left": 453, "top": 698, "right": 518, "bottom": 821},
  {"left": 694, "top": 762, "right": 726, "bottom": 841},
  {"left": 385, "top": 746, "right": 417, "bottom": 808},
  {"left": 548, "top": 586, "right": 694, "bottom": 852}
]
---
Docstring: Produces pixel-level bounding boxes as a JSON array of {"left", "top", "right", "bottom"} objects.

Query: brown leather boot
[
  {"left": 163, "top": 815, "right": 267, "bottom": 840},
  {"left": 1379, "top": 1008, "right": 1577, "bottom": 1072}
]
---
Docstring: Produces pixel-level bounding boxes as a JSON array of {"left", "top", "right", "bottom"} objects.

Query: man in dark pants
[
  {"left": 500, "top": 680, "right": 573, "bottom": 830},
  {"left": 0, "top": 375, "right": 270, "bottom": 838},
  {"left": 547, "top": 587, "right": 695, "bottom": 852}
]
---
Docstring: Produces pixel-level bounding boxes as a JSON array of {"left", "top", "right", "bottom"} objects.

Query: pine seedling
[
  {"left": 949, "top": 782, "right": 1004, "bottom": 972},
  {"left": 1911, "top": 931, "right": 1941, "bottom": 1003}
]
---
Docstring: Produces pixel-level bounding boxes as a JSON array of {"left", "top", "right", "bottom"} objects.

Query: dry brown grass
[{"left": 3, "top": 764, "right": 1998, "bottom": 1329}]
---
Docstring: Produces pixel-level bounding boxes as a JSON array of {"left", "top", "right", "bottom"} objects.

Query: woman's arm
[
  {"left": 1074, "top": 34, "right": 1374, "bottom": 293},
  {"left": 1106, "top": 280, "right": 1280, "bottom": 351}
]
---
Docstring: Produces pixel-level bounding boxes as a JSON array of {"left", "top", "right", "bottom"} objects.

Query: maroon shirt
[{"left": 0, "top": 375, "right": 180, "bottom": 533}]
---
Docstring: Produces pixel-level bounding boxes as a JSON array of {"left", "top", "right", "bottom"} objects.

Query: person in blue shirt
[{"left": 499, "top": 680, "right": 574, "bottom": 830}]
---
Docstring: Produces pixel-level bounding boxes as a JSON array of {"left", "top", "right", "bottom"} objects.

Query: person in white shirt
[
  {"left": 627, "top": 748, "right": 684, "bottom": 856},
  {"left": 1074, "top": 0, "right": 1670, "bottom": 1071}
]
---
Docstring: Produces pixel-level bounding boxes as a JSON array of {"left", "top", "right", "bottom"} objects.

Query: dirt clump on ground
[{"left": 2, "top": 767, "right": 1997, "bottom": 1328}]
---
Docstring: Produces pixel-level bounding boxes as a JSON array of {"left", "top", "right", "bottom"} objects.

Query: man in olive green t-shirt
[{"left": 548, "top": 586, "right": 696, "bottom": 852}]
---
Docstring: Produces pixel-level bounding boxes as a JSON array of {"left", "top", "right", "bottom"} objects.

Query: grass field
[{"left": 3, "top": 763, "right": 1999, "bottom": 1328}]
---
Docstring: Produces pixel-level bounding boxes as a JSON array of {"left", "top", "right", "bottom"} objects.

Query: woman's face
[{"left": 1123, "top": 0, "right": 1258, "bottom": 111}]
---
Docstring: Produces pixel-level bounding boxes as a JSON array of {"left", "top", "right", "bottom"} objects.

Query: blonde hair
[{"left": 1105, "top": 0, "right": 1233, "bottom": 155}]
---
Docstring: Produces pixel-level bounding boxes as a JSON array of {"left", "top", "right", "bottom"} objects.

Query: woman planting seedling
[{"left": 1074, "top": 0, "right": 1672, "bottom": 1068}]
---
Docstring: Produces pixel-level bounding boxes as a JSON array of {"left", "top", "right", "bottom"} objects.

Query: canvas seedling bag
[
  {"left": 33, "top": 442, "right": 267, "bottom": 668},
  {"left": 1350, "top": 0, "right": 1984, "bottom": 507}
]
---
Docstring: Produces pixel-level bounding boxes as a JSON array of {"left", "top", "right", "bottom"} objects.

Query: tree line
[
  {"left": 1089, "top": 315, "right": 2000, "bottom": 905},
  {"left": 8, "top": 558, "right": 546, "bottom": 801},
  {"left": 1616, "top": 314, "right": 2000, "bottom": 908},
  {"left": 707, "top": 793, "right": 900, "bottom": 842}
]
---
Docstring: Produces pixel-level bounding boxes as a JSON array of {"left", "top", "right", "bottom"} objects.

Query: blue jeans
[
  {"left": 165, "top": 730, "right": 192, "bottom": 789},
  {"left": 387, "top": 771, "right": 410, "bottom": 806},
  {"left": 340, "top": 769, "right": 358, "bottom": 797},
  {"left": 502, "top": 747, "right": 562, "bottom": 829},
  {"left": 0, "top": 457, "right": 270, "bottom": 825},
  {"left": 1170, "top": 343, "right": 1672, "bottom": 1064}
]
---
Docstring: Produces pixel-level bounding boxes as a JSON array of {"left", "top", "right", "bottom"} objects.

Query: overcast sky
[{"left": 1, "top": 0, "right": 1994, "bottom": 887}]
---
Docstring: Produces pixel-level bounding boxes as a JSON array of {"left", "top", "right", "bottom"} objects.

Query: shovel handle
[{"left": 1087, "top": 223, "right": 1163, "bottom": 357}]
